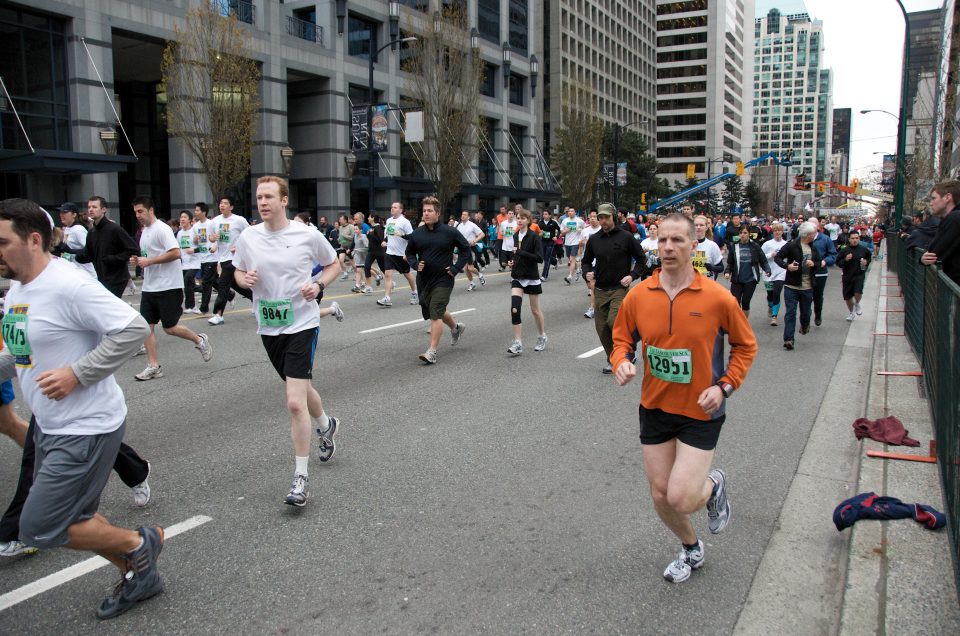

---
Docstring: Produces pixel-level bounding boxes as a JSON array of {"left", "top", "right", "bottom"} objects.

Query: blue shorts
[{"left": 1, "top": 380, "right": 14, "bottom": 406}]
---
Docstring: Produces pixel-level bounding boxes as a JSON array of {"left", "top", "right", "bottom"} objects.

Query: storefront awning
[{"left": 0, "top": 149, "right": 137, "bottom": 175}]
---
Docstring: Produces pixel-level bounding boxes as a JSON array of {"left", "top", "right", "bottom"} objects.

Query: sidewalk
[{"left": 735, "top": 255, "right": 960, "bottom": 634}]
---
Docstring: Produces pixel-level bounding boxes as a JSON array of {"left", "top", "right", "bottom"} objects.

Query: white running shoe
[
  {"left": 376, "top": 296, "right": 393, "bottom": 307},
  {"left": 0, "top": 540, "right": 38, "bottom": 558},
  {"left": 507, "top": 340, "right": 523, "bottom": 356},
  {"left": 131, "top": 462, "right": 151, "bottom": 507},
  {"left": 183, "top": 308, "right": 201, "bottom": 315},
  {"left": 135, "top": 365, "right": 163, "bottom": 381},
  {"left": 855, "top": 302, "right": 863, "bottom": 315},
  {"left": 663, "top": 540, "right": 704, "bottom": 583},
  {"left": 451, "top": 322, "right": 465, "bottom": 346},
  {"left": 330, "top": 301, "right": 344, "bottom": 322},
  {"left": 584, "top": 307, "right": 595, "bottom": 319},
  {"left": 466, "top": 282, "right": 476, "bottom": 291},
  {"left": 846, "top": 312, "right": 855, "bottom": 322},
  {"left": 362, "top": 286, "right": 373, "bottom": 295},
  {"left": 195, "top": 333, "right": 213, "bottom": 361},
  {"left": 479, "top": 273, "right": 486, "bottom": 286},
  {"left": 410, "top": 291, "right": 419, "bottom": 305},
  {"left": 284, "top": 474, "right": 309, "bottom": 507},
  {"left": 135, "top": 344, "right": 147, "bottom": 357},
  {"left": 534, "top": 334, "right": 548, "bottom": 351},
  {"left": 207, "top": 314, "right": 224, "bottom": 325}
]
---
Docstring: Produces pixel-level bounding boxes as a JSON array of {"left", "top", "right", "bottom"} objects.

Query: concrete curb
[{"left": 734, "top": 263, "right": 878, "bottom": 635}]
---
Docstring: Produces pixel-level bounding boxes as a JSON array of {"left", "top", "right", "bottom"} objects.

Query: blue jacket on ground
[{"left": 812, "top": 232, "right": 838, "bottom": 275}]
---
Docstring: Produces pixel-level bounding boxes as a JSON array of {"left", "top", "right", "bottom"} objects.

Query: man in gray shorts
[{"left": 0, "top": 198, "right": 163, "bottom": 620}]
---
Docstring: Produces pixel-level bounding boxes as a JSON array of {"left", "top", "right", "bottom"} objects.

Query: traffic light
[
  {"left": 686, "top": 164, "right": 696, "bottom": 179},
  {"left": 851, "top": 178, "right": 860, "bottom": 190},
  {"left": 818, "top": 184, "right": 825, "bottom": 193},
  {"left": 735, "top": 161, "right": 744, "bottom": 176},
  {"left": 641, "top": 192, "right": 647, "bottom": 205}
]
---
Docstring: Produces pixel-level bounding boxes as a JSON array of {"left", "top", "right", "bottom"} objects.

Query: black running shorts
[
  {"left": 140, "top": 289, "right": 184, "bottom": 329},
  {"left": 385, "top": 254, "right": 411, "bottom": 274},
  {"left": 261, "top": 327, "right": 319, "bottom": 380},
  {"left": 841, "top": 275, "right": 865, "bottom": 300},
  {"left": 639, "top": 406, "right": 724, "bottom": 451}
]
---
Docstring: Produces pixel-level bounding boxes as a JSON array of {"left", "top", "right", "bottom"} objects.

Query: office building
[
  {"left": 752, "top": 8, "right": 832, "bottom": 182},
  {"left": 654, "top": 0, "right": 755, "bottom": 185},
  {"left": 0, "top": 0, "right": 547, "bottom": 230}
]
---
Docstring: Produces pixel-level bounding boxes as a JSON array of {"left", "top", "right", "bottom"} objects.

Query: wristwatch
[
  {"left": 716, "top": 381, "right": 734, "bottom": 399},
  {"left": 316, "top": 281, "right": 325, "bottom": 292}
]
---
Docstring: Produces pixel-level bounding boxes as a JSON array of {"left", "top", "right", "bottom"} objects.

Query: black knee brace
[{"left": 511, "top": 294, "right": 523, "bottom": 325}]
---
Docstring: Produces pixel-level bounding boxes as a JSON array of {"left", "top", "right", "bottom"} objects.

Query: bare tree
[
  {"left": 160, "top": 3, "right": 260, "bottom": 199},
  {"left": 549, "top": 82, "right": 603, "bottom": 210},
  {"left": 402, "top": 4, "right": 484, "bottom": 213}
]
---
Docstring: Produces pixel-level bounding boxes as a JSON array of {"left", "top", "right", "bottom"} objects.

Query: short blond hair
[
  {"left": 257, "top": 175, "right": 289, "bottom": 198},
  {"left": 422, "top": 195, "right": 440, "bottom": 212}
]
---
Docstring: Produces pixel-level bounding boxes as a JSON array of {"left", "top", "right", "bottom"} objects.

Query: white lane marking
[
  {"left": 0, "top": 514, "right": 212, "bottom": 612},
  {"left": 577, "top": 346, "right": 605, "bottom": 359},
  {"left": 359, "top": 308, "right": 476, "bottom": 334}
]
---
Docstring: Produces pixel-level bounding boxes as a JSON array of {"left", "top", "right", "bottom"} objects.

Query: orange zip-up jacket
[{"left": 611, "top": 269, "right": 758, "bottom": 421}]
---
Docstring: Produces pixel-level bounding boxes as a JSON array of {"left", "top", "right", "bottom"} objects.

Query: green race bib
[
  {"left": 140, "top": 249, "right": 148, "bottom": 258},
  {"left": 542, "top": 231, "right": 551, "bottom": 239},
  {"left": 504, "top": 227, "right": 514, "bottom": 237},
  {"left": 386, "top": 224, "right": 396, "bottom": 236},
  {"left": 1, "top": 310, "right": 31, "bottom": 359},
  {"left": 258, "top": 298, "right": 293, "bottom": 327},
  {"left": 179, "top": 235, "right": 191, "bottom": 249},
  {"left": 646, "top": 345, "right": 692, "bottom": 384},
  {"left": 219, "top": 229, "right": 230, "bottom": 243}
]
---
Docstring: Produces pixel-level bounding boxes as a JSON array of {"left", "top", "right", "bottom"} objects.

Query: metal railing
[
  {"left": 286, "top": 16, "right": 323, "bottom": 45},
  {"left": 888, "top": 237, "right": 960, "bottom": 594},
  {"left": 213, "top": 0, "right": 255, "bottom": 25}
]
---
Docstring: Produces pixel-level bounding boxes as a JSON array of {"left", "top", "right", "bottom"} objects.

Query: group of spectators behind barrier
[{"left": 888, "top": 236, "right": 960, "bottom": 593}]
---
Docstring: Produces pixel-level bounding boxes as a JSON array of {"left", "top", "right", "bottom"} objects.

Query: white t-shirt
[
  {"left": 192, "top": 219, "right": 217, "bottom": 263},
  {"left": 2, "top": 258, "right": 138, "bottom": 435},
  {"left": 824, "top": 222, "right": 840, "bottom": 241},
  {"left": 640, "top": 236, "right": 659, "bottom": 267},
  {"left": 582, "top": 225, "right": 601, "bottom": 243},
  {"left": 499, "top": 220, "right": 519, "bottom": 252},
  {"left": 456, "top": 220, "right": 484, "bottom": 244},
  {"left": 562, "top": 216, "right": 585, "bottom": 246},
  {"left": 761, "top": 237, "right": 789, "bottom": 282},
  {"left": 177, "top": 227, "right": 200, "bottom": 270},
  {"left": 62, "top": 224, "right": 96, "bottom": 277},
  {"left": 212, "top": 213, "right": 250, "bottom": 262},
  {"left": 693, "top": 238, "right": 722, "bottom": 275},
  {"left": 232, "top": 221, "right": 338, "bottom": 336},
  {"left": 384, "top": 215, "right": 414, "bottom": 256},
  {"left": 140, "top": 220, "right": 184, "bottom": 292}
]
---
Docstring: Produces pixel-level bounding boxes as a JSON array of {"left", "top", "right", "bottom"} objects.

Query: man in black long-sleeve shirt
[
  {"left": 75, "top": 196, "right": 139, "bottom": 297},
  {"left": 538, "top": 210, "right": 562, "bottom": 280},
  {"left": 581, "top": 203, "right": 647, "bottom": 373},
  {"left": 920, "top": 181, "right": 960, "bottom": 285},
  {"left": 405, "top": 196, "right": 472, "bottom": 364}
]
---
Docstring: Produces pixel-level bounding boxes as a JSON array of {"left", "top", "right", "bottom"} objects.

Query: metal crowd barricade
[{"left": 889, "top": 237, "right": 960, "bottom": 593}]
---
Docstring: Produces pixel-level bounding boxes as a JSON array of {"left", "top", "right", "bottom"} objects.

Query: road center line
[
  {"left": 0, "top": 514, "right": 213, "bottom": 613},
  {"left": 577, "top": 346, "right": 605, "bottom": 359},
  {"left": 359, "top": 308, "right": 476, "bottom": 334}
]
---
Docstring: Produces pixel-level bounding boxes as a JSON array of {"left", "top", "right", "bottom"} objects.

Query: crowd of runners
[{"left": 2, "top": 174, "right": 928, "bottom": 620}]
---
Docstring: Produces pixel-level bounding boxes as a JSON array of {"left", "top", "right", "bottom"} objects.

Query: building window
[
  {"left": 509, "top": 73, "right": 524, "bottom": 106},
  {"left": 508, "top": 0, "right": 528, "bottom": 55},
  {"left": 477, "top": 0, "right": 499, "bottom": 43},
  {"left": 0, "top": 6, "right": 70, "bottom": 151},
  {"left": 348, "top": 14, "right": 378, "bottom": 59},
  {"left": 399, "top": 0, "right": 429, "bottom": 11},
  {"left": 478, "top": 117, "right": 497, "bottom": 184},
  {"left": 509, "top": 123, "right": 525, "bottom": 188},
  {"left": 480, "top": 62, "right": 497, "bottom": 97}
]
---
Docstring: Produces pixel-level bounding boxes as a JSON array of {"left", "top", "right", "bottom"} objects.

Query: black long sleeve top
[
  {"left": 927, "top": 206, "right": 960, "bottom": 285},
  {"left": 580, "top": 225, "right": 646, "bottom": 290},
  {"left": 405, "top": 222, "right": 472, "bottom": 289},
  {"left": 75, "top": 216, "right": 139, "bottom": 289}
]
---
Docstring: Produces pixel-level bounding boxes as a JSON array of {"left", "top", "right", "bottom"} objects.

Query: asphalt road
[{"left": 0, "top": 267, "right": 853, "bottom": 634}]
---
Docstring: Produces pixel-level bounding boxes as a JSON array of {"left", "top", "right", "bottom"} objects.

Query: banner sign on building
[
  {"left": 616, "top": 161, "right": 627, "bottom": 187},
  {"left": 881, "top": 154, "right": 896, "bottom": 192},
  {"left": 351, "top": 105, "right": 369, "bottom": 153},
  {"left": 370, "top": 104, "right": 389, "bottom": 153},
  {"left": 404, "top": 110, "right": 424, "bottom": 143},
  {"left": 600, "top": 163, "right": 615, "bottom": 186}
]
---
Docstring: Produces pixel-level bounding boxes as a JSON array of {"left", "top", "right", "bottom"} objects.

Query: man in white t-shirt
[
  {"left": 233, "top": 176, "right": 342, "bottom": 507},
  {"left": 0, "top": 198, "right": 163, "bottom": 620},
  {"left": 823, "top": 216, "right": 841, "bottom": 247},
  {"left": 191, "top": 202, "right": 218, "bottom": 313},
  {"left": 208, "top": 196, "right": 253, "bottom": 325},
  {"left": 377, "top": 201, "right": 418, "bottom": 307},
  {"left": 128, "top": 196, "right": 212, "bottom": 381},
  {"left": 498, "top": 209, "right": 519, "bottom": 270},
  {"left": 456, "top": 210, "right": 486, "bottom": 291},
  {"left": 580, "top": 210, "right": 602, "bottom": 317},
  {"left": 560, "top": 208, "right": 586, "bottom": 284}
]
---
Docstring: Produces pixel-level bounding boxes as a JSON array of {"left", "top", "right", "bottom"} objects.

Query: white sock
[
  {"left": 314, "top": 411, "right": 330, "bottom": 432},
  {"left": 295, "top": 456, "right": 309, "bottom": 477}
]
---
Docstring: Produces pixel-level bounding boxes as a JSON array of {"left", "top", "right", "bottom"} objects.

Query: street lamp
[
  {"left": 433, "top": 11, "right": 442, "bottom": 34},
  {"left": 280, "top": 145, "right": 295, "bottom": 175},
  {"left": 389, "top": 0, "right": 400, "bottom": 50},
  {"left": 99, "top": 126, "right": 119, "bottom": 155},
  {"left": 470, "top": 27, "right": 479, "bottom": 52},
  {"left": 366, "top": 34, "right": 417, "bottom": 215},
  {"left": 501, "top": 42, "right": 512, "bottom": 89},
  {"left": 862, "top": 101, "right": 907, "bottom": 227},
  {"left": 335, "top": 0, "right": 347, "bottom": 35},
  {"left": 345, "top": 151, "right": 357, "bottom": 178},
  {"left": 529, "top": 54, "right": 539, "bottom": 98}
]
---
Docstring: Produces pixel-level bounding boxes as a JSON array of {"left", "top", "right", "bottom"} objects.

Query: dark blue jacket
[{"left": 811, "top": 232, "right": 837, "bottom": 275}]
